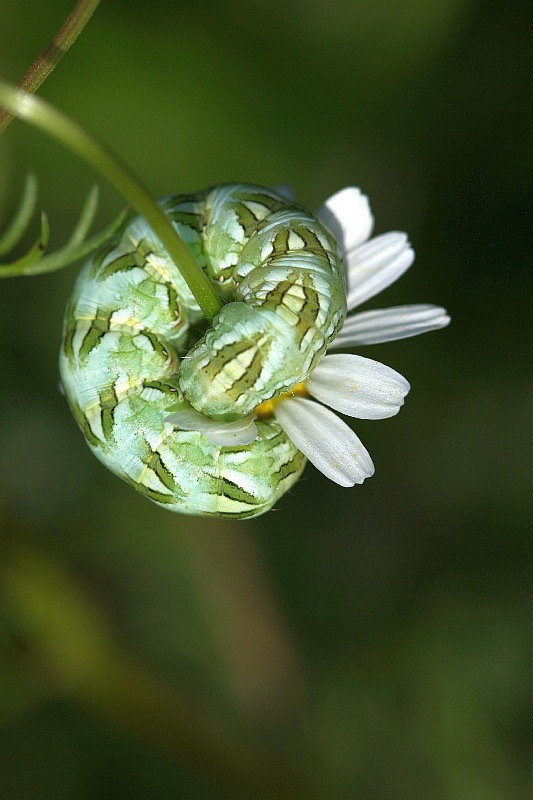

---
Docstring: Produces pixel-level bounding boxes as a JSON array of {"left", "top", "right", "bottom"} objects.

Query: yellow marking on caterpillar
[{"left": 254, "top": 381, "right": 309, "bottom": 419}]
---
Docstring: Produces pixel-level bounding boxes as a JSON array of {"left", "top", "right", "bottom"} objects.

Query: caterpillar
[{"left": 59, "top": 183, "right": 347, "bottom": 518}]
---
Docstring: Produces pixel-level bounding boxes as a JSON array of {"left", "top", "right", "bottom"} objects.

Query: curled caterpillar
[{"left": 59, "top": 183, "right": 347, "bottom": 518}]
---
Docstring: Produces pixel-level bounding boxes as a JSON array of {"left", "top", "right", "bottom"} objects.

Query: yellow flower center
[{"left": 254, "top": 381, "right": 309, "bottom": 420}]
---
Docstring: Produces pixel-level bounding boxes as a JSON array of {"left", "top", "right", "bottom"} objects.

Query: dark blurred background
[{"left": 0, "top": 1, "right": 531, "bottom": 798}]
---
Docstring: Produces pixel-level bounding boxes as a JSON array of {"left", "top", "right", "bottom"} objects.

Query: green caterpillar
[{"left": 59, "top": 183, "right": 347, "bottom": 518}]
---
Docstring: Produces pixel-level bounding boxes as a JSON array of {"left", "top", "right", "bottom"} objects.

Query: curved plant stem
[
  {"left": 0, "top": 82, "right": 223, "bottom": 319},
  {"left": 0, "top": 0, "right": 102, "bottom": 136}
]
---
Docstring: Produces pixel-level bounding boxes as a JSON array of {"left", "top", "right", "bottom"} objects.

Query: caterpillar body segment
[
  {"left": 179, "top": 186, "right": 346, "bottom": 418},
  {"left": 60, "top": 183, "right": 345, "bottom": 517}
]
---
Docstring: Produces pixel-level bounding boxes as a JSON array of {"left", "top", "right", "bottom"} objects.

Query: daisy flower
[{"left": 166, "top": 187, "right": 450, "bottom": 487}]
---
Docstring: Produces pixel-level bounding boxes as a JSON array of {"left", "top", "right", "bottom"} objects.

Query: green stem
[
  {"left": 0, "top": 0, "right": 102, "bottom": 136},
  {"left": 0, "top": 82, "right": 223, "bottom": 319}
]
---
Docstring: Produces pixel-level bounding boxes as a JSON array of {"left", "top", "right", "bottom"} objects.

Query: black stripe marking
[
  {"left": 99, "top": 387, "right": 119, "bottom": 441},
  {"left": 220, "top": 476, "right": 258, "bottom": 506},
  {"left": 69, "top": 401, "right": 101, "bottom": 449},
  {"left": 100, "top": 250, "right": 146, "bottom": 280},
  {"left": 78, "top": 310, "right": 111, "bottom": 362},
  {"left": 145, "top": 451, "right": 176, "bottom": 492},
  {"left": 124, "top": 474, "right": 175, "bottom": 505}
]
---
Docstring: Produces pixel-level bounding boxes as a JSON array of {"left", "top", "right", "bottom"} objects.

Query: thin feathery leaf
[
  {"left": 0, "top": 173, "right": 38, "bottom": 256},
  {"left": 0, "top": 211, "right": 50, "bottom": 273},
  {"left": 0, "top": 173, "right": 130, "bottom": 278},
  {"left": 64, "top": 183, "right": 99, "bottom": 248},
  {"left": 28, "top": 205, "right": 129, "bottom": 276}
]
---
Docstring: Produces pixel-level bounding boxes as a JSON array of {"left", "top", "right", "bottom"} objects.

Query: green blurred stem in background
[
  {"left": 0, "top": 0, "right": 221, "bottom": 314},
  {"left": 2, "top": 551, "right": 311, "bottom": 800},
  {"left": 0, "top": 0, "right": 102, "bottom": 136},
  {"left": 0, "top": 82, "right": 223, "bottom": 319}
]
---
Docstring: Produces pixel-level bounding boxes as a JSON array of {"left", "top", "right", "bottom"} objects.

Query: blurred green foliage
[{"left": 0, "top": 0, "right": 531, "bottom": 798}]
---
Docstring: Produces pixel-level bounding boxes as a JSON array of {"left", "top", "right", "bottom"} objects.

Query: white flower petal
[
  {"left": 346, "top": 232, "right": 414, "bottom": 310},
  {"left": 274, "top": 397, "right": 374, "bottom": 487},
  {"left": 317, "top": 187, "right": 374, "bottom": 254},
  {"left": 307, "top": 353, "right": 410, "bottom": 419},
  {"left": 164, "top": 408, "right": 258, "bottom": 446},
  {"left": 332, "top": 304, "right": 451, "bottom": 347}
]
